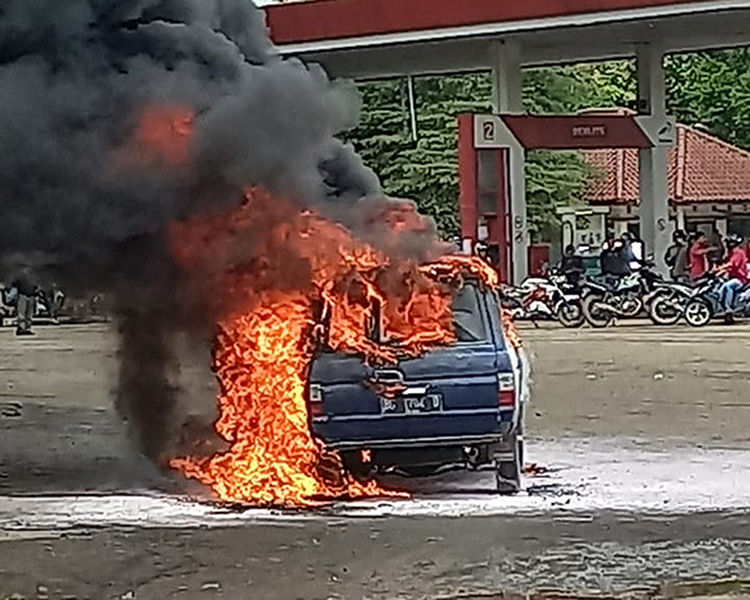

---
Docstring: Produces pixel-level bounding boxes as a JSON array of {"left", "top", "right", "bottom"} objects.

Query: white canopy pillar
[
  {"left": 636, "top": 43, "right": 670, "bottom": 273},
  {"left": 491, "top": 40, "right": 527, "bottom": 284}
]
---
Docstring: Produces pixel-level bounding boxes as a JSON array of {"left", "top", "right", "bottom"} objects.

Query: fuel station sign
[{"left": 474, "top": 113, "right": 671, "bottom": 151}]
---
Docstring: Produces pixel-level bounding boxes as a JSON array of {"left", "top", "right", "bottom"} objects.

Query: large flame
[{"left": 169, "top": 189, "right": 508, "bottom": 507}]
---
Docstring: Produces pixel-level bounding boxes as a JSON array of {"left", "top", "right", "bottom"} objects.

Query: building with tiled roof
[
  {"left": 585, "top": 123, "right": 750, "bottom": 207},
  {"left": 560, "top": 117, "right": 750, "bottom": 251}
]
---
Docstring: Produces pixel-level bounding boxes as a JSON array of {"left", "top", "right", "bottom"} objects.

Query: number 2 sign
[{"left": 482, "top": 120, "right": 496, "bottom": 143}]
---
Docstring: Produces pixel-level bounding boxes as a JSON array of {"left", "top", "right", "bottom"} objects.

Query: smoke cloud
[
  {"left": 0, "top": 0, "right": 380, "bottom": 262},
  {"left": 0, "top": 0, "right": 388, "bottom": 462}
]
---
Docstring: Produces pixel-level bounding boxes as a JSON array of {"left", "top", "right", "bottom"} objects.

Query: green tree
[
  {"left": 523, "top": 64, "right": 634, "bottom": 241},
  {"left": 347, "top": 64, "right": 630, "bottom": 241},
  {"left": 346, "top": 49, "right": 750, "bottom": 242},
  {"left": 665, "top": 49, "right": 750, "bottom": 149}
]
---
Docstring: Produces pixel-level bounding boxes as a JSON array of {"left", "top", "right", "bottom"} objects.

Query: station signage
[
  {"left": 472, "top": 114, "right": 672, "bottom": 150},
  {"left": 572, "top": 125, "right": 607, "bottom": 138}
]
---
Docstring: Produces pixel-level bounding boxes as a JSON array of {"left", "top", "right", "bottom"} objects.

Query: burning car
[
  {"left": 308, "top": 270, "right": 529, "bottom": 493},
  {"left": 170, "top": 193, "right": 527, "bottom": 506}
]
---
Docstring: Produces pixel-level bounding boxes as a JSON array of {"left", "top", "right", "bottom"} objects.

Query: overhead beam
[{"left": 278, "top": 9, "right": 750, "bottom": 80}]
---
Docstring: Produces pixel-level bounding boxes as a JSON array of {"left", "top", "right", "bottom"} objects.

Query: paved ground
[
  {"left": 525, "top": 322, "right": 750, "bottom": 444},
  {"left": 1, "top": 322, "right": 750, "bottom": 600}
]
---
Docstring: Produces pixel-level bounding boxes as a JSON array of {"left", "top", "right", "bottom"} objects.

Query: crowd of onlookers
[
  {"left": 664, "top": 229, "right": 748, "bottom": 283},
  {"left": 664, "top": 229, "right": 748, "bottom": 315},
  {"left": 558, "top": 228, "right": 749, "bottom": 317},
  {"left": 1, "top": 272, "right": 66, "bottom": 336}
]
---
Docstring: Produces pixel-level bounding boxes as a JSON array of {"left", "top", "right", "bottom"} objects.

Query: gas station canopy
[
  {"left": 264, "top": 0, "right": 750, "bottom": 283},
  {"left": 265, "top": 0, "right": 750, "bottom": 77}
]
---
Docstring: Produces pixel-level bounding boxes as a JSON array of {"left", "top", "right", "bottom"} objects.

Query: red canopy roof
[
  {"left": 584, "top": 124, "right": 750, "bottom": 205},
  {"left": 266, "top": 0, "right": 711, "bottom": 45}
]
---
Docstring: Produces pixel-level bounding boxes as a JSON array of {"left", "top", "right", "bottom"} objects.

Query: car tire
[
  {"left": 495, "top": 433, "right": 521, "bottom": 495},
  {"left": 341, "top": 452, "right": 375, "bottom": 482}
]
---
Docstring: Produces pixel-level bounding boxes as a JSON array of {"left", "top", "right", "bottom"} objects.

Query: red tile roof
[{"left": 584, "top": 124, "right": 750, "bottom": 205}]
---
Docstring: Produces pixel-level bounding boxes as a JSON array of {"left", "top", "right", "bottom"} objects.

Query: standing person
[
  {"left": 708, "top": 227, "right": 726, "bottom": 268},
  {"left": 689, "top": 231, "right": 711, "bottom": 281},
  {"left": 12, "top": 268, "right": 36, "bottom": 336},
  {"left": 622, "top": 232, "right": 643, "bottom": 272},
  {"left": 474, "top": 241, "right": 491, "bottom": 265},
  {"left": 46, "top": 283, "right": 65, "bottom": 324},
  {"left": 599, "top": 235, "right": 616, "bottom": 278},
  {"left": 613, "top": 234, "right": 635, "bottom": 276},
  {"left": 560, "top": 244, "right": 585, "bottom": 288},
  {"left": 665, "top": 230, "right": 689, "bottom": 282},
  {"left": 600, "top": 234, "right": 631, "bottom": 281},
  {"left": 618, "top": 231, "right": 640, "bottom": 273},
  {"left": 716, "top": 234, "right": 749, "bottom": 323}
]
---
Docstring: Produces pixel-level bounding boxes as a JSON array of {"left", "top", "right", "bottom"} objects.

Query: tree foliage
[
  {"left": 346, "top": 66, "right": 628, "bottom": 240},
  {"left": 665, "top": 49, "right": 750, "bottom": 149},
  {"left": 345, "top": 49, "right": 750, "bottom": 241}
]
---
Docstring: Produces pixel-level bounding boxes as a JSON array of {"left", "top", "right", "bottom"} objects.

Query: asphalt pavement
[{"left": 1, "top": 322, "right": 749, "bottom": 600}]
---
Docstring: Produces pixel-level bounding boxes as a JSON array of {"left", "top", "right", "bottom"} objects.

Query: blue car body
[{"left": 308, "top": 282, "right": 528, "bottom": 487}]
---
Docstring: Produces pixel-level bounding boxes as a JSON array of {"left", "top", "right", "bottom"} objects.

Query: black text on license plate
[{"left": 380, "top": 394, "right": 442, "bottom": 415}]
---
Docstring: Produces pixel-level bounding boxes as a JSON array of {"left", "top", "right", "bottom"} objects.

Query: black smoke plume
[{"left": 0, "top": 0, "right": 383, "bottom": 462}]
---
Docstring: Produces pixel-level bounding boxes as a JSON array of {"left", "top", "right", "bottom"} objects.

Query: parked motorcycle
[
  {"left": 683, "top": 275, "right": 750, "bottom": 327},
  {"left": 581, "top": 273, "right": 643, "bottom": 327},
  {"left": 647, "top": 280, "right": 697, "bottom": 326},
  {"left": 501, "top": 276, "right": 584, "bottom": 328},
  {"left": 581, "top": 259, "right": 664, "bottom": 328},
  {"left": 638, "top": 262, "right": 669, "bottom": 314}
]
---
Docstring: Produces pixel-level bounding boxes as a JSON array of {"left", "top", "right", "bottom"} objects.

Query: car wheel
[
  {"left": 341, "top": 452, "right": 375, "bottom": 482},
  {"left": 495, "top": 433, "right": 521, "bottom": 495}
]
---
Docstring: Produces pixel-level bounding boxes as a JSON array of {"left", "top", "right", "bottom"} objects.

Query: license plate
[{"left": 380, "top": 394, "right": 442, "bottom": 415}]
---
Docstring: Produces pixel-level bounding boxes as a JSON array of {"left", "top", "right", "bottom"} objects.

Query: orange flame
[
  {"left": 135, "top": 105, "right": 195, "bottom": 166},
  {"left": 169, "top": 189, "right": 514, "bottom": 507}
]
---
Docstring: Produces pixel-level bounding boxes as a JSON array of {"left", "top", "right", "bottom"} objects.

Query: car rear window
[
  {"left": 452, "top": 284, "right": 487, "bottom": 342},
  {"left": 318, "top": 282, "right": 489, "bottom": 350}
]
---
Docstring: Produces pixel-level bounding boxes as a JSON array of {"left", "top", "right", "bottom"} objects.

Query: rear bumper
[{"left": 317, "top": 427, "right": 511, "bottom": 450}]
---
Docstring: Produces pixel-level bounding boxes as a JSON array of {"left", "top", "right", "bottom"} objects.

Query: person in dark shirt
[
  {"left": 560, "top": 244, "right": 585, "bottom": 287},
  {"left": 600, "top": 235, "right": 615, "bottom": 276},
  {"left": 665, "top": 230, "right": 689, "bottom": 282},
  {"left": 12, "top": 269, "right": 36, "bottom": 336},
  {"left": 708, "top": 228, "right": 726, "bottom": 267},
  {"left": 619, "top": 232, "right": 639, "bottom": 272},
  {"left": 601, "top": 238, "right": 631, "bottom": 279}
]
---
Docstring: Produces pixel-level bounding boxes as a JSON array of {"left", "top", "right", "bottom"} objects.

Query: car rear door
[{"left": 309, "top": 284, "right": 512, "bottom": 446}]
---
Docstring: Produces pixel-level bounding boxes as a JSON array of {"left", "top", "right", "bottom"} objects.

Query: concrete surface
[{"left": 0, "top": 322, "right": 749, "bottom": 600}]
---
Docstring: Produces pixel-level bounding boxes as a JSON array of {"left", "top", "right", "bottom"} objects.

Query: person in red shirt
[
  {"left": 688, "top": 231, "right": 711, "bottom": 281},
  {"left": 717, "top": 234, "right": 749, "bottom": 320}
]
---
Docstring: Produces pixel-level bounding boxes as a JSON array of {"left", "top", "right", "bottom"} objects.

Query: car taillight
[
  {"left": 497, "top": 373, "right": 515, "bottom": 407},
  {"left": 309, "top": 383, "right": 325, "bottom": 417}
]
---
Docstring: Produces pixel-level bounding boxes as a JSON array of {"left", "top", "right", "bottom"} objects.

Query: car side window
[{"left": 452, "top": 284, "right": 487, "bottom": 342}]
